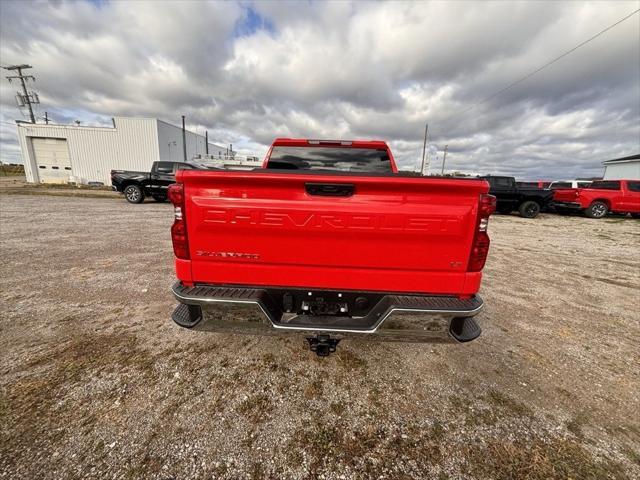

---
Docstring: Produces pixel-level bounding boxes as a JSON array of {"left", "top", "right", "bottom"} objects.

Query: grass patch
[
  {"left": 487, "top": 389, "right": 533, "bottom": 417},
  {"left": 0, "top": 333, "right": 155, "bottom": 472},
  {"left": 0, "top": 189, "right": 119, "bottom": 199},
  {"left": 335, "top": 348, "right": 367, "bottom": 370},
  {"left": 622, "top": 445, "right": 640, "bottom": 467},
  {"left": 303, "top": 378, "right": 324, "bottom": 400},
  {"left": 605, "top": 218, "right": 627, "bottom": 224},
  {"left": 288, "top": 420, "right": 445, "bottom": 475},
  {"left": 0, "top": 165, "right": 25, "bottom": 175},
  {"left": 566, "top": 412, "right": 590, "bottom": 439},
  {"left": 448, "top": 394, "right": 498, "bottom": 427},
  {"left": 330, "top": 402, "right": 346, "bottom": 416},
  {"left": 236, "top": 393, "right": 272, "bottom": 423},
  {"left": 465, "top": 437, "right": 629, "bottom": 480}
]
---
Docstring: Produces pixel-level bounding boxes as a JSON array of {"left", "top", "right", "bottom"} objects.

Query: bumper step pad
[
  {"left": 450, "top": 316, "right": 481, "bottom": 342},
  {"left": 172, "top": 303, "right": 202, "bottom": 328}
]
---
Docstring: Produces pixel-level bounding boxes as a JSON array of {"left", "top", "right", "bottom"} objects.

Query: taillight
[
  {"left": 468, "top": 194, "right": 496, "bottom": 272},
  {"left": 168, "top": 183, "right": 189, "bottom": 259},
  {"left": 479, "top": 193, "right": 497, "bottom": 218},
  {"left": 168, "top": 183, "right": 184, "bottom": 205}
]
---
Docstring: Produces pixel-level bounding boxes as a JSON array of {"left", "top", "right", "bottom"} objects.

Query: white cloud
[{"left": 1, "top": 0, "right": 638, "bottom": 179}]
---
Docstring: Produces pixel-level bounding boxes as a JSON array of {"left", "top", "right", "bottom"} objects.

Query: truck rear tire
[
  {"left": 124, "top": 185, "right": 144, "bottom": 204},
  {"left": 518, "top": 200, "right": 540, "bottom": 218},
  {"left": 586, "top": 201, "right": 608, "bottom": 219}
]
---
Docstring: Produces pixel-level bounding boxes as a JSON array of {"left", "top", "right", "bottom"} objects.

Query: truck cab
[
  {"left": 263, "top": 138, "right": 398, "bottom": 172},
  {"left": 482, "top": 175, "right": 553, "bottom": 218},
  {"left": 553, "top": 179, "right": 640, "bottom": 218},
  {"left": 111, "top": 161, "right": 200, "bottom": 203}
]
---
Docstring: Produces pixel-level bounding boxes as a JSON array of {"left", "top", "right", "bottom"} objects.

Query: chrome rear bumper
[{"left": 171, "top": 282, "right": 483, "bottom": 343}]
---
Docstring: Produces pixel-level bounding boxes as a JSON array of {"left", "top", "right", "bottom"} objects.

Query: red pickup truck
[
  {"left": 553, "top": 179, "right": 640, "bottom": 218},
  {"left": 168, "top": 139, "right": 496, "bottom": 355}
]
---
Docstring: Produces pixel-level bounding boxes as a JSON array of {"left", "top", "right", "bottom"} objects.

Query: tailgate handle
[{"left": 305, "top": 183, "right": 355, "bottom": 197}]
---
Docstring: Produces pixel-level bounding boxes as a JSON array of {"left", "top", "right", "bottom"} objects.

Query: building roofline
[
  {"left": 155, "top": 118, "right": 221, "bottom": 144},
  {"left": 14, "top": 116, "right": 226, "bottom": 147},
  {"left": 602, "top": 154, "right": 640, "bottom": 165},
  {"left": 16, "top": 122, "right": 116, "bottom": 131}
]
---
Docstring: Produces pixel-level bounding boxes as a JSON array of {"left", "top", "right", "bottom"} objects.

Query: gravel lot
[{"left": 1, "top": 193, "right": 638, "bottom": 479}]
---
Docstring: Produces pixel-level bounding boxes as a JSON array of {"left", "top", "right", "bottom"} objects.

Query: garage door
[{"left": 32, "top": 138, "right": 72, "bottom": 184}]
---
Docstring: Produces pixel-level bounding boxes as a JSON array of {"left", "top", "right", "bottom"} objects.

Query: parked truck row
[
  {"left": 112, "top": 159, "right": 639, "bottom": 220},
  {"left": 111, "top": 161, "right": 203, "bottom": 203},
  {"left": 552, "top": 179, "right": 640, "bottom": 218}
]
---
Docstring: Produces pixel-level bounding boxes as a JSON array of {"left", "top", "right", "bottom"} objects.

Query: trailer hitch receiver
[{"left": 306, "top": 334, "right": 340, "bottom": 357}]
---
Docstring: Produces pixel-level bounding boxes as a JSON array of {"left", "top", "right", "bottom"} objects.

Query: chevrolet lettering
[{"left": 203, "top": 208, "right": 463, "bottom": 234}]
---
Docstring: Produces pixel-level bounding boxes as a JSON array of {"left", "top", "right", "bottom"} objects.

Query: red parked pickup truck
[
  {"left": 553, "top": 179, "right": 640, "bottom": 218},
  {"left": 168, "top": 139, "right": 496, "bottom": 355}
]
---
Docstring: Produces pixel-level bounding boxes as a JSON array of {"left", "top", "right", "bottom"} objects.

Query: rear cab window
[
  {"left": 627, "top": 181, "right": 640, "bottom": 192},
  {"left": 587, "top": 181, "right": 621, "bottom": 190},
  {"left": 175, "top": 163, "right": 195, "bottom": 171},
  {"left": 156, "top": 162, "right": 174, "bottom": 174},
  {"left": 488, "top": 177, "right": 514, "bottom": 187},
  {"left": 267, "top": 146, "right": 392, "bottom": 173}
]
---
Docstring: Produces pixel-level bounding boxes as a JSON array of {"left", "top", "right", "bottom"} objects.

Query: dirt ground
[
  {"left": 0, "top": 194, "right": 638, "bottom": 480},
  {"left": 0, "top": 176, "right": 118, "bottom": 199}
]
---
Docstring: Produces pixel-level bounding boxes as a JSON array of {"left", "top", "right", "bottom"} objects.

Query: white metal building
[
  {"left": 602, "top": 154, "right": 640, "bottom": 180},
  {"left": 17, "top": 116, "right": 226, "bottom": 185}
]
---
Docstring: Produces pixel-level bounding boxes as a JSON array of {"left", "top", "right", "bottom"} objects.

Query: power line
[{"left": 443, "top": 8, "right": 640, "bottom": 124}]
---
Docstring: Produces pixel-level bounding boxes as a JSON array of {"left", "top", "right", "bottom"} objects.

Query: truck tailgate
[{"left": 178, "top": 171, "right": 489, "bottom": 295}]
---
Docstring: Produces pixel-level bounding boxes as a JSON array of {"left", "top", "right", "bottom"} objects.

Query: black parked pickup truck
[
  {"left": 111, "top": 161, "right": 202, "bottom": 204},
  {"left": 480, "top": 175, "right": 553, "bottom": 218}
]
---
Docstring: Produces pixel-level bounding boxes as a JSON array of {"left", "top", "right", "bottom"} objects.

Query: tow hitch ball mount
[{"left": 306, "top": 334, "right": 340, "bottom": 357}]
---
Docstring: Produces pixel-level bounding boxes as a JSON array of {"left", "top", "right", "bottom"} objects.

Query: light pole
[{"left": 441, "top": 145, "right": 448, "bottom": 175}]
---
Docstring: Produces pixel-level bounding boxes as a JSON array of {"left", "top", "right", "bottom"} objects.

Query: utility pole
[
  {"left": 181, "top": 115, "right": 187, "bottom": 162},
  {"left": 441, "top": 145, "right": 448, "bottom": 175},
  {"left": 420, "top": 123, "right": 428, "bottom": 175},
  {"left": 44, "top": 111, "right": 49, "bottom": 124},
  {"left": 3, "top": 64, "right": 39, "bottom": 124},
  {"left": 205, "top": 130, "right": 209, "bottom": 154}
]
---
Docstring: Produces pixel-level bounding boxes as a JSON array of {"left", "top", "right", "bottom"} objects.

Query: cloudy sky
[{"left": 1, "top": 0, "right": 638, "bottom": 179}]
